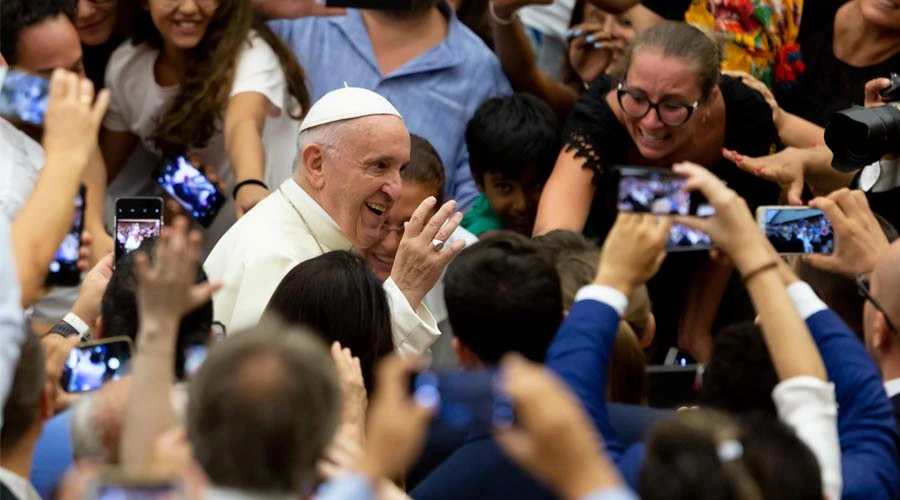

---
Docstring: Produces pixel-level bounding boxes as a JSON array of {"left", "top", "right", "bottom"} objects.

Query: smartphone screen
[
  {"left": 61, "top": 337, "right": 133, "bottom": 393},
  {"left": 616, "top": 167, "right": 710, "bottom": 216},
  {"left": 115, "top": 198, "right": 163, "bottom": 262},
  {"left": 46, "top": 185, "right": 86, "bottom": 287},
  {"left": 153, "top": 156, "right": 225, "bottom": 228},
  {"left": 0, "top": 68, "right": 51, "bottom": 126},
  {"left": 758, "top": 207, "right": 834, "bottom": 255},
  {"left": 411, "top": 370, "right": 514, "bottom": 436},
  {"left": 183, "top": 344, "right": 208, "bottom": 377},
  {"left": 95, "top": 483, "right": 179, "bottom": 500},
  {"left": 667, "top": 222, "right": 713, "bottom": 252}
]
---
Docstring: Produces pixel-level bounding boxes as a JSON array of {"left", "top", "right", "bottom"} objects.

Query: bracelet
[
  {"left": 232, "top": 179, "right": 269, "bottom": 200},
  {"left": 489, "top": 0, "right": 517, "bottom": 25},
  {"left": 741, "top": 261, "right": 779, "bottom": 285}
]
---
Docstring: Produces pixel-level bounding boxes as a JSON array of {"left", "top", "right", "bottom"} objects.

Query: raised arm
[
  {"left": 13, "top": 70, "right": 110, "bottom": 307},
  {"left": 225, "top": 92, "right": 272, "bottom": 218},
  {"left": 533, "top": 148, "right": 597, "bottom": 235}
]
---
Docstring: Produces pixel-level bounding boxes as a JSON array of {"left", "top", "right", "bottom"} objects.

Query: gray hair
[
  {"left": 187, "top": 319, "right": 341, "bottom": 494},
  {"left": 70, "top": 394, "right": 109, "bottom": 463},
  {"left": 293, "top": 121, "right": 351, "bottom": 173}
]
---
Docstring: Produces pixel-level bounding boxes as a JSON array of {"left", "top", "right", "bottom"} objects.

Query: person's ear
[
  {"left": 452, "top": 337, "right": 479, "bottom": 369},
  {"left": 639, "top": 313, "right": 656, "bottom": 349},
  {"left": 873, "top": 312, "right": 891, "bottom": 350},
  {"left": 300, "top": 144, "right": 327, "bottom": 190}
]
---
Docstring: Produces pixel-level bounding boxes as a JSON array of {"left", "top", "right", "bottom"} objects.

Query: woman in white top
[{"left": 99, "top": 0, "right": 310, "bottom": 254}]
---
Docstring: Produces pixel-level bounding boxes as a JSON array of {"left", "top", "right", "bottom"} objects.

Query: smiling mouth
[
  {"left": 371, "top": 253, "right": 395, "bottom": 265},
  {"left": 174, "top": 20, "right": 201, "bottom": 29},
  {"left": 638, "top": 128, "right": 671, "bottom": 145},
  {"left": 366, "top": 202, "right": 387, "bottom": 216}
]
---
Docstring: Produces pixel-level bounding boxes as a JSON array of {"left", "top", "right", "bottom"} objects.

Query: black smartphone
[
  {"left": 45, "top": 184, "right": 86, "bottom": 287},
  {"left": 0, "top": 67, "right": 51, "bottom": 126},
  {"left": 615, "top": 166, "right": 710, "bottom": 216},
  {"left": 756, "top": 206, "right": 834, "bottom": 255},
  {"left": 115, "top": 197, "right": 163, "bottom": 263},
  {"left": 153, "top": 155, "right": 225, "bottom": 228},
  {"left": 61, "top": 336, "right": 133, "bottom": 393},
  {"left": 411, "top": 369, "right": 514, "bottom": 436}
]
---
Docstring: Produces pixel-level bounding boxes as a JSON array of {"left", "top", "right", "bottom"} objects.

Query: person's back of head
[
  {"left": 265, "top": 250, "right": 394, "bottom": 393},
  {"left": 445, "top": 231, "right": 562, "bottom": 364},
  {"left": 1, "top": 331, "right": 48, "bottom": 459},
  {"left": 70, "top": 377, "right": 133, "bottom": 465},
  {"left": 699, "top": 322, "right": 779, "bottom": 417},
  {"left": 0, "top": 0, "right": 79, "bottom": 71},
  {"left": 187, "top": 321, "right": 340, "bottom": 495},
  {"left": 101, "top": 240, "right": 213, "bottom": 381},
  {"left": 465, "top": 93, "right": 559, "bottom": 235},
  {"left": 608, "top": 323, "right": 648, "bottom": 405},
  {"left": 406, "top": 134, "right": 446, "bottom": 207},
  {"left": 738, "top": 413, "right": 823, "bottom": 500}
]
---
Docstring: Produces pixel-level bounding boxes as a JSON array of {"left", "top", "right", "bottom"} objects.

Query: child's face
[
  {"left": 482, "top": 169, "right": 544, "bottom": 236},
  {"left": 148, "top": 0, "right": 217, "bottom": 51}
]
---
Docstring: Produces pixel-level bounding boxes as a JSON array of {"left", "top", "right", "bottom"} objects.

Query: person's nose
[
  {"left": 178, "top": 0, "right": 200, "bottom": 14},
  {"left": 510, "top": 188, "right": 527, "bottom": 214},
  {"left": 640, "top": 107, "right": 665, "bottom": 129},
  {"left": 384, "top": 170, "right": 402, "bottom": 203},
  {"left": 78, "top": 0, "right": 98, "bottom": 21}
]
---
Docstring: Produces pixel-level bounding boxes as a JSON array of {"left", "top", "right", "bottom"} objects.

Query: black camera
[{"left": 824, "top": 73, "right": 900, "bottom": 172}]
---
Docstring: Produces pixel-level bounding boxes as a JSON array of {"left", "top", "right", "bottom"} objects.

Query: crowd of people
[{"left": 1, "top": 0, "right": 900, "bottom": 499}]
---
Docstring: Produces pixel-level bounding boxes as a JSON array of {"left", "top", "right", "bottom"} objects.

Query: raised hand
[
  {"left": 495, "top": 354, "right": 623, "bottom": 500},
  {"left": 595, "top": 213, "right": 671, "bottom": 296},
  {"left": 390, "top": 197, "right": 466, "bottom": 309},
  {"left": 42, "top": 69, "right": 110, "bottom": 171},
  {"left": 723, "top": 147, "right": 808, "bottom": 206},
  {"left": 70, "top": 252, "right": 115, "bottom": 328},
  {"left": 330, "top": 341, "right": 367, "bottom": 442},
  {"left": 567, "top": 22, "right": 626, "bottom": 84},
  {"left": 133, "top": 217, "right": 221, "bottom": 333},
  {"left": 804, "top": 188, "right": 891, "bottom": 276}
]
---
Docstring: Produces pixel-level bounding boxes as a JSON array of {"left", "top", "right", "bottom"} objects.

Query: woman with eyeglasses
[
  {"left": 98, "top": 0, "right": 310, "bottom": 255},
  {"left": 534, "top": 21, "right": 780, "bottom": 363}
]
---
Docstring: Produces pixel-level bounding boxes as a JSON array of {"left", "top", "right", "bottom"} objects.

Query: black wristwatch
[
  {"left": 44, "top": 321, "right": 79, "bottom": 339},
  {"left": 43, "top": 313, "right": 91, "bottom": 340}
]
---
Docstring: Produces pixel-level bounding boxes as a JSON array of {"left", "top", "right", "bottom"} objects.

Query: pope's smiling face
[{"left": 313, "top": 115, "right": 410, "bottom": 250}]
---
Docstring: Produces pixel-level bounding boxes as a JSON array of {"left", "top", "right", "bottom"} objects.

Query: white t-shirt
[
  {"left": 0, "top": 118, "right": 79, "bottom": 323},
  {"left": 103, "top": 33, "right": 300, "bottom": 255},
  {"left": 519, "top": 0, "right": 577, "bottom": 41}
]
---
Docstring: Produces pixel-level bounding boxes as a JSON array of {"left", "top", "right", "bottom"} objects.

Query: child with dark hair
[{"left": 462, "top": 93, "right": 560, "bottom": 237}]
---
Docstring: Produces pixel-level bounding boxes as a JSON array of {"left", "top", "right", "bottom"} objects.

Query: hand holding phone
[
  {"left": 61, "top": 336, "right": 133, "bottom": 393},
  {"left": 115, "top": 197, "right": 163, "bottom": 263},
  {"left": 0, "top": 68, "right": 50, "bottom": 126},
  {"left": 756, "top": 206, "right": 834, "bottom": 255},
  {"left": 46, "top": 184, "right": 86, "bottom": 287},
  {"left": 410, "top": 369, "right": 514, "bottom": 435},
  {"left": 153, "top": 155, "right": 225, "bottom": 227}
]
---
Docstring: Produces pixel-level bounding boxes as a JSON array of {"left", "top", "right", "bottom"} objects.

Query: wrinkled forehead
[{"left": 336, "top": 115, "right": 411, "bottom": 160}]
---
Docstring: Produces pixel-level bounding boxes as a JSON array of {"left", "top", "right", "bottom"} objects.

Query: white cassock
[{"left": 204, "top": 179, "right": 441, "bottom": 357}]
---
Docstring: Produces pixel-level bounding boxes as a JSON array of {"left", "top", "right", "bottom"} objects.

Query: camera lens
[{"left": 825, "top": 103, "right": 900, "bottom": 172}]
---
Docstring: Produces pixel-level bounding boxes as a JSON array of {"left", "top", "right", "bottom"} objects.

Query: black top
[
  {"left": 561, "top": 74, "right": 780, "bottom": 362},
  {"left": 642, "top": 0, "right": 692, "bottom": 21},
  {"left": 776, "top": 0, "right": 900, "bottom": 126},
  {"left": 83, "top": 35, "right": 125, "bottom": 91}
]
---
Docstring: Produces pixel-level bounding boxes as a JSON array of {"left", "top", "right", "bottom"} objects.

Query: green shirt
[{"left": 461, "top": 193, "right": 504, "bottom": 236}]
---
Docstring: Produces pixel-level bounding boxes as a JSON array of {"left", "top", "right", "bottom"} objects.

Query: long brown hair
[{"left": 126, "top": 0, "right": 311, "bottom": 157}]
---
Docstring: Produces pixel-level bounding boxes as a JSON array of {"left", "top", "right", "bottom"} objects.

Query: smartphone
[
  {"left": 756, "top": 206, "right": 834, "bottom": 255},
  {"left": 183, "top": 344, "right": 208, "bottom": 377},
  {"left": 115, "top": 197, "right": 163, "bottom": 263},
  {"left": 0, "top": 67, "right": 51, "bottom": 126},
  {"left": 87, "top": 471, "right": 182, "bottom": 500},
  {"left": 666, "top": 223, "right": 713, "bottom": 252},
  {"left": 411, "top": 369, "right": 514, "bottom": 436},
  {"left": 615, "top": 166, "right": 710, "bottom": 216},
  {"left": 61, "top": 336, "right": 133, "bottom": 393},
  {"left": 45, "top": 184, "right": 86, "bottom": 287},
  {"left": 153, "top": 155, "right": 225, "bottom": 228}
]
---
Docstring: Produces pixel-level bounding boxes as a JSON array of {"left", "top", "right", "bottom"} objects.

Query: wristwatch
[{"left": 44, "top": 312, "right": 91, "bottom": 341}]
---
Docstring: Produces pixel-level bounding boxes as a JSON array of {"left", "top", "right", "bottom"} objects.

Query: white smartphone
[{"left": 756, "top": 206, "right": 834, "bottom": 255}]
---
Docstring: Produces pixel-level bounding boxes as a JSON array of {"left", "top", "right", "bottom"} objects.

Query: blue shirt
[
  {"left": 30, "top": 410, "right": 73, "bottom": 499},
  {"left": 268, "top": 4, "right": 512, "bottom": 209}
]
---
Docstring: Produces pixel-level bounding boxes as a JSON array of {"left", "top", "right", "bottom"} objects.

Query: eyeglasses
[
  {"left": 162, "top": 0, "right": 218, "bottom": 8},
  {"left": 856, "top": 273, "right": 897, "bottom": 333},
  {"left": 616, "top": 84, "right": 699, "bottom": 127}
]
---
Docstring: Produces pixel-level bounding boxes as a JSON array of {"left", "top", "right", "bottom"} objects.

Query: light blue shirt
[
  {"left": 0, "top": 212, "right": 25, "bottom": 432},
  {"left": 268, "top": 3, "right": 512, "bottom": 209}
]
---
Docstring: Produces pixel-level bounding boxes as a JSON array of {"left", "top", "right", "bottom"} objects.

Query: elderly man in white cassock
[{"left": 204, "top": 87, "right": 466, "bottom": 356}]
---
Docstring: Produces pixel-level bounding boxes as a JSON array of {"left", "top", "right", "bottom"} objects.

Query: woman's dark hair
[
  {"left": 265, "top": 251, "right": 394, "bottom": 393},
  {"left": 406, "top": 134, "right": 446, "bottom": 207},
  {"left": 620, "top": 21, "right": 722, "bottom": 101},
  {"left": 127, "top": 0, "right": 310, "bottom": 157}
]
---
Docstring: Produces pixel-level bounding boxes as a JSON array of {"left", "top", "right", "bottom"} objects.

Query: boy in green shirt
[{"left": 462, "top": 93, "right": 560, "bottom": 237}]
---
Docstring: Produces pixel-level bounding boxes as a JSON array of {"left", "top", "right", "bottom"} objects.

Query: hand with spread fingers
[
  {"left": 804, "top": 188, "right": 891, "bottom": 276},
  {"left": 595, "top": 212, "right": 671, "bottom": 296},
  {"left": 390, "top": 196, "right": 466, "bottom": 310},
  {"left": 722, "top": 147, "right": 808, "bottom": 206},
  {"left": 495, "top": 354, "right": 624, "bottom": 500}
]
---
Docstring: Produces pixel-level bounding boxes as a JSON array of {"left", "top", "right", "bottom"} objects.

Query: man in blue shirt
[{"left": 267, "top": 0, "right": 512, "bottom": 209}]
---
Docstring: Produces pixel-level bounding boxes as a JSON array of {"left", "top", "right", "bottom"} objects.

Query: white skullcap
[{"left": 299, "top": 87, "right": 403, "bottom": 132}]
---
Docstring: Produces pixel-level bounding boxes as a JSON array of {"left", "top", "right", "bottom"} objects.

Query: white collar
[
  {"left": 884, "top": 378, "right": 900, "bottom": 398},
  {"left": 204, "top": 485, "right": 301, "bottom": 500},
  {"left": 0, "top": 466, "right": 40, "bottom": 500},
  {"left": 284, "top": 180, "right": 339, "bottom": 230}
]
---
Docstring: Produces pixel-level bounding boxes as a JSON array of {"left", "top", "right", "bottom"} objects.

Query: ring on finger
[{"left": 432, "top": 239, "right": 445, "bottom": 251}]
